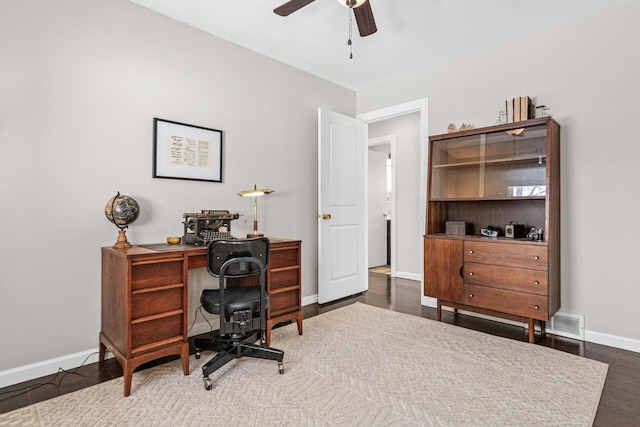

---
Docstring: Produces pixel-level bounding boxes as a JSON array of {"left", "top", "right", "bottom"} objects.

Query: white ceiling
[{"left": 129, "top": 0, "right": 630, "bottom": 91}]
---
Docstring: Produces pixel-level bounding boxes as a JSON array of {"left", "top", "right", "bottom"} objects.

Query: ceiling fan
[{"left": 274, "top": 0, "right": 377, "bottom": 37}]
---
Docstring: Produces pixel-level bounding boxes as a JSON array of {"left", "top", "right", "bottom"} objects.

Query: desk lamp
[{"left": 238, "top": 184, "right": 274, "bottom": 237}]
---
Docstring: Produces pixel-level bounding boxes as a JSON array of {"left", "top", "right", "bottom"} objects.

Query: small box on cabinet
[{"left": 445, "top": 221, "right": 468, "bottom": 235}]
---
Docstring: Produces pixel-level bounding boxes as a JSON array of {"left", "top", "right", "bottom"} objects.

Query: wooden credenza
[
  {"left": 424, "top": 118, "right": 560, "bottom": 343},
  {"left": 99, "top": 238, "right": 302, "bottom": 396},
  {"left": 425, "top": 236, "right": 556, "bottom": 343}
]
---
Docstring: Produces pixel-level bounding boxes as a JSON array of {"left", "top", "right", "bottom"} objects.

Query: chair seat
[{"left": 201, "top": 285, "right": 264, "bottom": 315}]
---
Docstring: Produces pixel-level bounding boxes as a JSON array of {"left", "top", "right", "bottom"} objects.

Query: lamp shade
[{"left": 237, "top": 184, "right": 274, "bottom": 197}]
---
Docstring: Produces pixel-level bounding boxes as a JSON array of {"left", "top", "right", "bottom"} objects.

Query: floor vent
[{"left": 547, "top": 312, "right": 585, "bottom": 341}]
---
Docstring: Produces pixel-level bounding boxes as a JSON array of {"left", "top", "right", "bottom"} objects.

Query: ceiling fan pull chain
[{"left": 348, "top": 8, "right": 353, "bottom": 59}]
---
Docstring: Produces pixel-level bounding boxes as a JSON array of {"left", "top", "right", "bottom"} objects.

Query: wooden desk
[{"left": 99, "top": 238, "right": 302, "bottom": 396}]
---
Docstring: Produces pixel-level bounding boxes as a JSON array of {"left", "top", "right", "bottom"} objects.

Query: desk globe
[{"left": 104, "top": 192, "right": 140, "bottom": 248}]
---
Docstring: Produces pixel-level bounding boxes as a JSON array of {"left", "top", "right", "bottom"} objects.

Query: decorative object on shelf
[
  {"left": 527, "top": 227, "right": 544, "bottom": 241},
  {"left": 496, "top": 110, "right": 507, "bottom": 125},
  {"left": 535, "top": 105, "right": 551, "bottom": 118},
  {"left": 238, "top": 184, "right": 274, "bottom": 237},
  {"left": 153, "top": 118, "right": 223, "bottom": 182},
  {"left": 448, "top": 123, "right": 475, "bottom": 133},
  {"left": 505, "top": 222, "right": 526, "bottom": 239},
  {"left": 166, "top": 237, "right": 181, "bottom": 245},
  {"left": 104, "top": 192, "right": 140, "bottom": 249},
  {"left": 445, "top": 221, "right": 468, "bottom": 236}
]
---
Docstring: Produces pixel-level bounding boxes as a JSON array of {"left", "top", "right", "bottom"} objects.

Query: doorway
[
  {"left": 368, "top": 135, "right": 395, "bottom": 276},
  {"left": 358, "top": 99, "right": 428, "bottom": 296}
]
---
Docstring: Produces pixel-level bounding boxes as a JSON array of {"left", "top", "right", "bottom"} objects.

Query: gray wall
[
  {"left": 358, "top": 0, "right": 640, "bottom": 348},
  {"left": 0, "top": 0, "right": 354, "bottom": 377}
]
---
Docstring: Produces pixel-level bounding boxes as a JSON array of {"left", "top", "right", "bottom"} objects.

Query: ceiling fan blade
[
  {"left": 353, "top": 0, "right": 377, "bottom": 37},
  {"left": 274, "top": 0, "right": 315, "bottom": 16}
]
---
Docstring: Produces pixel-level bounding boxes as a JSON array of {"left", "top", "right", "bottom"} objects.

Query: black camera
[{"left": 505, "top": 223, "right": 525, "bottom": 239}]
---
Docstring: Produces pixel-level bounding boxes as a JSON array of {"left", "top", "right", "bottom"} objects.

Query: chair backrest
[{"left": 207, "top": 237, "right": 270, "bottom": 278}]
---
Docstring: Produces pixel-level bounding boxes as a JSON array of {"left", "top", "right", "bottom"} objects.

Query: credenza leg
[{"left": 528, "top": 318, "right": 535, "bottom": 343}]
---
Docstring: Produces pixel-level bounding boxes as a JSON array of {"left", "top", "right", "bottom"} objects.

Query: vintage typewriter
[{"left": 182, "top": 210, "right": 240, "bottom": 245}]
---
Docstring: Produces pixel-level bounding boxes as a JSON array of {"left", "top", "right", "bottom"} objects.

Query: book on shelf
[
  {"left": 506, "top": 96, "right": 534, "bottom": 123},
  {"left": 506, "top": 98, "right": 514, "bottom": 123}
]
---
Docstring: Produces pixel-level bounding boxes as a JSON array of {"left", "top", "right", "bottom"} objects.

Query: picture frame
[{"left": 153, "top": 118, "right": 223, "bottom": 182}]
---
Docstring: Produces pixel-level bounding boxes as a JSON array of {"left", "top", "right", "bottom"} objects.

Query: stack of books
[{"left": 506, "top": 96, "right": 534, "bottom": 123}]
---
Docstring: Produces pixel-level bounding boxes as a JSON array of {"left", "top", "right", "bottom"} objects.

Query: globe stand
[{"left": 113, "top": 229, "right": 132, "bottom": 249}]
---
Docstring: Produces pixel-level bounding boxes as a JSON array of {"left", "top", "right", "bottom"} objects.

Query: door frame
[
  {"left": 357, "top": 98, "right": 429, "bottom": 305},
  {"left": 368, "top": 135, "right": 396, "bottom": 276}
]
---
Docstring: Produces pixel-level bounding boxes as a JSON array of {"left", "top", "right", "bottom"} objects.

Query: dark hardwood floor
[{"left": 1, "top": 272, "right": 639, "bottom": 426}]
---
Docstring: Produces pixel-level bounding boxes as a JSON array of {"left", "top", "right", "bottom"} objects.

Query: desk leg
[
  {"left": 180, "top": 343, "right": 190, "bottom": 376},
  {"left": 123, "top": 360, "right": 134, "bottom": 397},
  {"left": 295, "top": 311, "right": 303, "bottom": 336}
]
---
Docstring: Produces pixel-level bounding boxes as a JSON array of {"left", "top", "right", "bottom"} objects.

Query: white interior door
[
  {"left": 368, "top": 149, "right": 387, "bottom": 267},
  {"left": 318, "top": 108, "right": 368, "bottom": 304}
]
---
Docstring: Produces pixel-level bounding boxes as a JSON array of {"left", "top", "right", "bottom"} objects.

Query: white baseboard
[
  {"left": 302, "top": 294, "right": 318, "bottom": 306},
  {"left": 585, "top": 329, "right": 640, "bottom": 353},
  {"left": 395, "top": 271, "right": 421, "bottom": 281},
  {"left": 0, "top": 349, "right": 101, "bottom": 389}
]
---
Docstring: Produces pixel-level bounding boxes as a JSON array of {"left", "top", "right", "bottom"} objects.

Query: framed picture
[{"left": 153, "top": 118, "right": 223, "bottom": 182}]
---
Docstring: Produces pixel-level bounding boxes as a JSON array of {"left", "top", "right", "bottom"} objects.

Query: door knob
[{"left": 319, "top": 213, "right": 331, "bottom": 220}]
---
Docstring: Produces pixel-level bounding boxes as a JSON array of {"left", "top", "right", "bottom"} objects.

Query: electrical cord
[
  {"left": 0, "top": 351, "right": 101, "bottom": 401},
  {"left": 188, "top": 304, "right": 214, "bottom": 334},
  {"left": 3, "top": 308, "right": 215, "bottom": 403}
]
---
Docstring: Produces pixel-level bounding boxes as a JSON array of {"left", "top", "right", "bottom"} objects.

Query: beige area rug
[{"left": 1, "top": 303, "right": 607, "bottom": 426}]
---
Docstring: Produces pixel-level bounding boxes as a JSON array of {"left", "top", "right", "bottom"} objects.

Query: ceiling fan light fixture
[{"left": 336, "top": 0, "right": 367, "bottom": 9}]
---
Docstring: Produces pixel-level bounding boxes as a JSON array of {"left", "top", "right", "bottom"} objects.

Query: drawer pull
[
  {"left": 534, "top": 305, "right": 540, "bottom": 310},
  {"left": 534, "top": 280, "right": 540, "bottom": 285},
  {"left": 469, "top": 272, "right": 475, "bottom": 276},
  {"left": 469, "top": 293, "right": 474, "bottom": 298},
  {"left": 534, "top": 255, "right": 540, "bottom": 260},
  {"left": 469, "top": 250, "right": 475, "bottom": 254}
]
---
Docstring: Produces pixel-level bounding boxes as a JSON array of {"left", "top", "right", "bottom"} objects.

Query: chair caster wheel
[
  {"left": 203, "top": 376, "right": 213, "bottom": 390},
  {"left": 278, "top": 361, "right": 284, "bottom": 374},
  {"left": 195, "top": 350, "right": 201, "bottom": 360}
]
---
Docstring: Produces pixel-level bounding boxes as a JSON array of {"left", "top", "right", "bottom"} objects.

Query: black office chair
[{"left": 194, "top": 237, "right": 284, "bottom": 390}]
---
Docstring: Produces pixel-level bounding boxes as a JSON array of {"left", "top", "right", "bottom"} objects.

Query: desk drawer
[
  {"left": 268, "top": 268, "right": 299, "bottom": 292},
  {"left": 131, "top": 313, "right": 183, "bottom": 354},
  {"left": 131, "top": 286, "right": 184, "bottom": 320},
  {"left": 464, "top": 263, "right": 547, "bottom": 295},
  {"left": 131, "top": 258, "right": 183, "bottom": 291},
  {"left": 464, "top": 284, "right": 548, "bottom": 320},
  {"left": 269, "top": 245, "right": 300, "bottom": 269},
  {"left": 269, "top": 289, "right": 300, "bottom": 317}
]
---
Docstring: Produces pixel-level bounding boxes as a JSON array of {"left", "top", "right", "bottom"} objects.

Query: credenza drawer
[
  {"left": 464, "top": 262, "right": 547, "bottom": 295},
  {"left": 464, "top": 241, "right": 547, "bottom": 270},
  {"left": 464, "top": 284, "right": 548, "bottom": 320}
]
